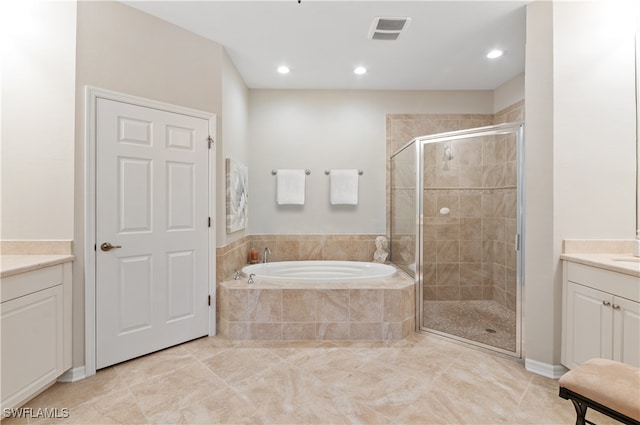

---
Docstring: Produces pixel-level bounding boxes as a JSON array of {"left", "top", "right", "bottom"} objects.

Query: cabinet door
[
  {"left": 565, "top": 282, "right": 613, "bottom": 369},
  {"left": 1, "top": 285, "right": 64, "bottom": 411},
  {"left": 613, "top": 297, "right": 640, "bottom": 367}
]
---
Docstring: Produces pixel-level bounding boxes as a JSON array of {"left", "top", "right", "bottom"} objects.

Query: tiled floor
[
  {"left": 3, "top": 333, "right": 617, "bottom": 424},
  {"left": 423, "top": 300, "right": 516, "bottom": 352}
]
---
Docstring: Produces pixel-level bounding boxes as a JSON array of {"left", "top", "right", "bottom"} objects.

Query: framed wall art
[{"left": 226, "top": 158, "right": 248, "bottom": 233}]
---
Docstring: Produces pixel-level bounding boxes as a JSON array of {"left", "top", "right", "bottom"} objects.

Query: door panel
[
  {"left": 166, "top": 250, "right": 195, "bottom": 322},
  {"left": 119, "top": 158, "right": 152, "bottom": 233},
  {"left": 117, "top": 255, "right": 152, "bottom": 334},
  {"left": 96, "top": 98, "right": 209, "bottom": 369},
  {"left": 167, "top": 161, "right": 195, "bottom": 230}
]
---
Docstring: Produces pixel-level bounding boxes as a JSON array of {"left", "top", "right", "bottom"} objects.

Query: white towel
[
  {"left": 277, "top": 169, "right": 306, "bottom": 205},
  {"left": 330, "top": 169, "right": 359, "bottom": 205}
]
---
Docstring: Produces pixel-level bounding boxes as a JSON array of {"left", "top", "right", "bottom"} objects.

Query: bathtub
[
  {"left": 219, "top": 260, "right": 414, "bottom": 341},
  {"left": 242, "top": 260, "right": 396, "bottom": 281}
]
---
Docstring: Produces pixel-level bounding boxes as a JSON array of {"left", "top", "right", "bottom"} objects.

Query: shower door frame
[{"left": 410, "top": 122, "right": 525, "bottom": 358}]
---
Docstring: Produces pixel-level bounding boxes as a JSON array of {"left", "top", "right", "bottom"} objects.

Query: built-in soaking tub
[
  {"left": 218, "top": 261, "right": 414, "bottom": 341},
  {"left": 242, "top": 260, "right": 397, "bottom": 281}
]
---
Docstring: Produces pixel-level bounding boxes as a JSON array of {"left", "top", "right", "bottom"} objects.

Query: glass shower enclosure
[{"left": 391, "top": 122, "right": 524, "bottom": 357}]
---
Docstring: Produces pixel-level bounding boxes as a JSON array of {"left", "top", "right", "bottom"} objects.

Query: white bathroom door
[{"left": 95, "top": 98, "right": 210, "bottom": 369}]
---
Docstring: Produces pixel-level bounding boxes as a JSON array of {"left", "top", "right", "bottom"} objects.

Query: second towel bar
[{"left": 325, "top": 170, "right": 363, "bottom": 175}]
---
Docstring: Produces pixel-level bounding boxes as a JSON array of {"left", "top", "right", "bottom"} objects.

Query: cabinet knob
[
  {"left": 602, "top": 301, "right": 611, "bottom": 307},
  {"left": 612, "top": 304, "right": 621, "bottom": 310}
]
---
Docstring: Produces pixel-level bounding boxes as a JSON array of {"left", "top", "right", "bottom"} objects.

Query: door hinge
[
  {"left": 208, "top": 217, "right": 211, "bottom": 228},
  {"left": 208, "top": 295, "right": 211, "bottom": 306},
  {"left": 207, "top": 136, "right": 214, "bottom": 149}
]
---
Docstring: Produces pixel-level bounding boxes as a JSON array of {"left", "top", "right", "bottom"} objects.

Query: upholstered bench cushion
[{"left": 559, "top": 358, "right": 640, "bottom": 421}]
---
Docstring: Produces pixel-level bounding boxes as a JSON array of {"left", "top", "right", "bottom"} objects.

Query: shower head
[{"left": 444, "top": 145, "right": 454, "bottom": 161}]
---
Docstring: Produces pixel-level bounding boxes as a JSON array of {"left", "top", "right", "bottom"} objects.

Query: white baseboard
[
  {"left": 525, "top": 358, "right": 568, "bottom": 379},
  {"left": 57, "top": 366, "right": 86, "bottom": 382}
]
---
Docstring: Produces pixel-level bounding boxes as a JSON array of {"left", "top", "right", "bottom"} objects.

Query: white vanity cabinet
[
  {"left": 562, "top": 261, "right": 640, "bottom": 370},
  {"left": 1, "top": 259, "right": 73, "bottom": 411}
]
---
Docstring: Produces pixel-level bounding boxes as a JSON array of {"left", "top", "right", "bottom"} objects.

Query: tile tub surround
[
  {"left": 216, "top": 234, "right": 380, "bottom": 282},
  {"left": 217, "top": 269, "right": 415, "bottom": 341}
]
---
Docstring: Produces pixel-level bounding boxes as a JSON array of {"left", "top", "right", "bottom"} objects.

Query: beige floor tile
[
  {"left": 337, "top": 359, "right": 431, "bottom": 412},
  {"left": 230, "top": 364, "right": 323, "bottom": 418},
  {"left": 113, "top": 345, "right": 193, "bottom": 387},
  {"left": 128, "top": 362, "right": 227, "bottom": 417},
  {"left": 384, "top": 392, "right": 464, "bottom": 425},
  {"left": 512, "top": 376, "right": 577, "bottom": 424},
  {"left": 316, "top": 392, "right": 393, "bottom": 425},
  {"left": 180, "top": 336, "right": 234, "bottom": 361},
  {"left": 201, "top": 347, "right": 283, "bottom": 384},
  {"left": 25, "top": 367, "right": 126, "bottom": 411},
  {"left": 0, "top": 416, "right": 28, "bottom": 425},
  {"left": 8, "top": 333, "right": 593, "bottom": 425},
  {"left": 27, "top": 389, "right": 146, "bottom": 424},
  {"left": 364, "top": 346, "right": 456, "bottom": 381},
  {"left": 180, "top": 388, "right": 260, "bottom": 425},
  {"left": 287, "top": 348, "right": 371, "bottom": 382}
]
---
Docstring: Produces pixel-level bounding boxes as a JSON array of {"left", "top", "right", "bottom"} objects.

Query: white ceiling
[{"left": 122, "top": 0, "right": 529, "bottom": 90}]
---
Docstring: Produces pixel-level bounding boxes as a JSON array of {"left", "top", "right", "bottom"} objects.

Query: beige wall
[
  {"left": 553, "top": 0, "right": 637, "bottom": 239},
  {"left": 524, "top": 0, "right": 638, "bottom": 372},
  {"left": 73, "top": 1, "right": 226, "bottom": 368},
  {"left": 1, "top": 0, "right": 77, "bottom": 239},
  {"left": 219, "top": 52, "right": 250, "bottom": 246},
  {"left": 493, "top": 73, "right": 525, "bottom": 114},
  {"left": 524, "top": 1, "right": 557, "bottom": 371},
  {"left": 248, "top": 90, "right": 494, "bottom": 235}
]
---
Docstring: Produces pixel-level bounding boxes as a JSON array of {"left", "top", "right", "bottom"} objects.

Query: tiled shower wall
[{"left": 387, "top": 100, "right": 523, "bottom": 311}]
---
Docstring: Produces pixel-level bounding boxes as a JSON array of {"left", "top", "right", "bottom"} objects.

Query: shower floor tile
[{"left": 423, "top": 300, "right": 517, "bottom": 352}]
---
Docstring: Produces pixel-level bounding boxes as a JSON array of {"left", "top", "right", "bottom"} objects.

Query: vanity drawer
[
  {"left": 1, "top": 265, "right": 64, "bottom": 303},
  {"left": 567, "top": 262, "right": 639, "bottom": 302}
]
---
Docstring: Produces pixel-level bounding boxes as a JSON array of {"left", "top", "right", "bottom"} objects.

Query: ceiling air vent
[{"left": 368, "top": 17, "right": 411, "bottom": 41}]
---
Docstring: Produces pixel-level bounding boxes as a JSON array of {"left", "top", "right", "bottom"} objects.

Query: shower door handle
[{"left": 515, "top": 234, "right": 521, "bottom": 251}]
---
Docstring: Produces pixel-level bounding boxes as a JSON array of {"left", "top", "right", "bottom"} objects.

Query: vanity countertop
[
  {"left": 560, "top": 253, "right": 640, "bottom": 278},
  {"left": 0, "top": 255, "right": 75, "bottom": 278}
]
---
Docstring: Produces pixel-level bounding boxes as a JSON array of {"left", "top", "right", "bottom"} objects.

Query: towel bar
[
  {"left": 325, "top": 170, "right": 363, "bottom": 175},
  {"left": 272, "top": 169, "right": 310, "bottom": 175}
]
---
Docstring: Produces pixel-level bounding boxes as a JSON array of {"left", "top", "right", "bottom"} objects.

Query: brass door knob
[{"left": 100, "top": 242, "right": 122, "bottom": 252}]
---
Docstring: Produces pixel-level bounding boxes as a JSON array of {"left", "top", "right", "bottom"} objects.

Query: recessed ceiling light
[
  {"left": 486, "top": 49, "right": 504, "bottom": 59},
  {"left": 277, "top": 65, "right": 290, "bottom": 74},
  {"left": 354, "top": 66, "right": 367, "bottom": 75}
]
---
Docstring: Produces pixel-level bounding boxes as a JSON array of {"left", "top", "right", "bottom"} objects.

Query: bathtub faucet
[{"left": 263, "top": 247, "right": 271, "bottom": 263}]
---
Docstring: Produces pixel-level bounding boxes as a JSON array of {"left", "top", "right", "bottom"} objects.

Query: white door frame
[{"left": 84, "top": 86, "right": 216, "bottom": 377}]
